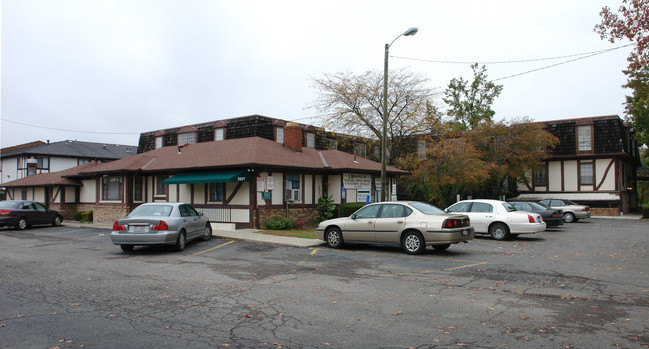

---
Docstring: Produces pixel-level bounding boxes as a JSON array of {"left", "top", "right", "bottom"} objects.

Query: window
[
  {"left": 21, "top": 189, "right": 27, "bottom": 200},
  {"left": 580, "top": 162, "right": 594, "bottom": 185},
  {"left": 285, "top": 174, "right": 300, "bottom": 201},
  {"left": 155, "top": 136, "right": 164, "bottom": 149},
  {"left": 577, "top": 125, "right": 592, "bottom": 151},
  {"left": 354, "top": 204, "right": 381, "bottom": 219},
  {"left": 306, "top": 133, "right": 315, "bottom": 148},
  {"left": 215, "top": 128, "right": 225, "bottom": 141},
  {"left": 276, "top": 128, "right": 284, "bottom": 144},
  {"left": 78, "top": 158, "right": 90, "bottom": 165},
  {"left": 155, "top": 175, "right": 168, "bottom": 196},
  {"left": 470, "top": 202, "right": 493, "bottom": 213},
  {"left": 178, "top": 132, "right": 196, "bottom": 145},
  {"left": 134, "top": 177, "right": 143, "bottom": 201},
  {"left": 328, "top": 139, "right": 337, "bottom": 150},
  {"left": 179, "top": 204, "right": 199, "bottom": 217},
  {"left": 354, "top": 144, "right": 366, "bottom": 158},
  {"left": 34, "top": 202, "right": 47, "bottom": 212},
  {"left": 380, "top": 204, "right": 406, "bottom": 218},
  {"left": 534, "top": 167, "right": 547, "bottom": 186},
  {"left": 101, "top": 176, "right": 123, "bottom": 201},
  {"left": 36, "top": 157, "right": 49, "bottom": 169},
  {"left": 417, "top": 140, "right": 426, "bottom": 159},
  {"left": 447, "top": 202, "right": 471, "bottom": 213},
  {"left": 209, "top": 183, "right": 224, "bottom": 202}
]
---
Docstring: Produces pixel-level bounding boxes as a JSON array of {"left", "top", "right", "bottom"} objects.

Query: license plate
[{"left": 133, "top": 225, "right": 147, "bottom": 233}]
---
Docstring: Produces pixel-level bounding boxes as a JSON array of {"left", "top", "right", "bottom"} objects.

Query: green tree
[
  {"left": 595, "top": 0, "right": 649, "bottom": 146},
  {"left": 443, "top": 63, "right": 504, "bottom": 130},
  {"left": 310, "top": 68, "right": 439, "bottom": 162}
]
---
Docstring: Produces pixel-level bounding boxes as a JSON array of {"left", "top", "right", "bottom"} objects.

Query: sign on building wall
[
  {"left": 343, "top": 173, "right": 371, "bottom": 190},
  {"left": 267, "top": 176, "right": 274, "bottom": 190},
  {"left": 256, "top": 177, "right": 265, "bottom": 192}
]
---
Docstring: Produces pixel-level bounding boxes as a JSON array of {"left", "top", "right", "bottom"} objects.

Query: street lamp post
[{"left": 381, "top": 27, "right": 418, "bottom": 202}]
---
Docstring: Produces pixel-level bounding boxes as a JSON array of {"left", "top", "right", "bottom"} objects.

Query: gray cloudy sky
[{"left": 1, "top": 0, "right": 633, "bottom": 148}]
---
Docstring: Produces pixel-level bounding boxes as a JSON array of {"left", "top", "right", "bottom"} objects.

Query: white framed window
[
  {"left": 215, "top": 128, "right": 225, "bottom": 141},
  {"left": 209, "top": 183, "right": 224, "bottom": 202},
  {"left": 354, "top": 144, "right": 367, "bottom": 158},
  {"left": 155, "top": 175, "right": 168, "bottom": 196},
  {"left": 328, "top": 139, "right": 338, "bottom": 150},
  {"left": 178, "top": 132, "right": 196, "bottom": 145},
  {"left": 534, "top": 167, "right": 547, "bottom": 186},
  {"left": 306, "top": 133, "right": 315, "bottom": 148},
  {"left": 155, "top": 136, "right": 164, "bottom": 149},
  {"left": 577, "top": 125, "right": 592, "bottom": 151},
  {"left": 276, "top": 128, "right": 284, "bottom": 144}
]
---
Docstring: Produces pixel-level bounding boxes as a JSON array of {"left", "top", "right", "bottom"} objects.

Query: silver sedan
[{"left": 111, "top": 202, "right": 212, "bottom": 252}]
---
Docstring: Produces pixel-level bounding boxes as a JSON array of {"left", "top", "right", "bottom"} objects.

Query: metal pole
[{"left": 381, "top": 43, "right": 389, "bottom": 202}]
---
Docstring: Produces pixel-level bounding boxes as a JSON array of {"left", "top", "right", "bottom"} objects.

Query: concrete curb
[{"left": 62, "top": 222, "right": 326, "bottom": 248}]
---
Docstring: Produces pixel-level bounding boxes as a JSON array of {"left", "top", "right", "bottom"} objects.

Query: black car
[
  {"left": 509, "top": 201, "right": 564, "bottom": 227},
  {"left": 0, "top": 200, "right": 63, "bottom": 230}
]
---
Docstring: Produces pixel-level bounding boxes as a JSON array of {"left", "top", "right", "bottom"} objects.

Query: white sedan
[
  {"left": 445, "top": 199, "right": 546, "bottom": 240},
  {"left": 316, "top": 201, "right": 474, "bottom": 255}
]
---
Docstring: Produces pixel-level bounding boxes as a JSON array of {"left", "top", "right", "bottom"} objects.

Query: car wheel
[
  {"left": 325, "top": 227, "right": 343, "bottom": 248},
  {"left": 120, "top": 244, "right": 134, "bottom": 252},
  {"left": 402, "top": 231, "right": 426, "bottom": 255},
  {"left": 202, "top": 223, "right": 212, "bottom": 241},
  {"left": 489, "top": 223, "right": 509, "bottom": 240},
  {"left": 175, "top": 231, "right": 186, "bottom": 252},
  {"left": 564, "top": 212, "right": 576, "bottom": 223},
  {"left": 17, "top": 218, "right": 28, "bottom": 230},
  {"left": 52, "top": 215, "right": 62, "bottom": 227},
  {"left": 432, "top": 244, "right": 450, "bottom": 252}
]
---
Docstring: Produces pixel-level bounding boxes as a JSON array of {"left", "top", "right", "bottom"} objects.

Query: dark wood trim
[{"left": 225, "top": 182, "right": 244, "bottom": 205}]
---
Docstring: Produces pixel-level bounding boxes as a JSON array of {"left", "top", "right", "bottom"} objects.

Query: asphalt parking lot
[{"left": 1, "top": 219, "right": 648, "bottom": 348}]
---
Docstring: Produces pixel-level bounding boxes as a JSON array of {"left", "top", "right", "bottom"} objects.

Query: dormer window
[
  {"left": 215, "top": 128, "right": 225, "bottom": 141},
  {"left": 177, "top": 126, "right": 198, "bottom": 146},
  {"left": 155, "top": 136, "right": 164, "bottom": 149},
  {"left": 577, "top": 125, "right": 592, "bottom": 152},
  {"left": 306, "top": 133, "right": 315, "bottom": 148},
  {"left": 276, "top": 127, "right": 284, "bottom": 144}
]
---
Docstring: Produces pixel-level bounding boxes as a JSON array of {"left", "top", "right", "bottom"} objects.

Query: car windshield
[
  {"left": 129, "top": 205, "right": 173, "bottom": 217},
  {"left": 408, "top": 202, "right": 445, "bottom": 215},
  {"left": 0, "top": 201, "right": 17, "bottom": 208},
  {"left": 502, "top": 202, "right": 517, "bottom": 212}
]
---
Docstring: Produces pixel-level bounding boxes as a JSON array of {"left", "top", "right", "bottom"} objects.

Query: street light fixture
[{"left": 381, "top": 27, "right": 418, "bottom": 202}]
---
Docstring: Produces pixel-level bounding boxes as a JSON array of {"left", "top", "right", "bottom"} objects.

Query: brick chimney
[{"left": 284, "top": 122, "right": 303, "bottom": 152}]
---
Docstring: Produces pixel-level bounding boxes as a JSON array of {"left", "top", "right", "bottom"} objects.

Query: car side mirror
[
  {"left": 198, "top": 212, "right": 204, "bottom": 216},
  {"left": 351, "top": 214, "right": 357, "bottom": 220}
]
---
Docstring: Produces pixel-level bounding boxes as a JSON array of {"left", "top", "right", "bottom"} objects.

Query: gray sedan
[{"left": 111, "top": 202, "right": 212, "bottom": 252}]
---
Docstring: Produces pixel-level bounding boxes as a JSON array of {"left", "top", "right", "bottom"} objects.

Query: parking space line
[
  {"left": 41, "top": 228, "right": 97, "bottom": 234},
  {"left": 297, "top": 248, "right": 319, "bottom": 265},
  {"left": 192, "top": 240, "right": 235, "bottom": 256},
  {"left": 443, "top": 261, "right": 489, "bottom": 271}
]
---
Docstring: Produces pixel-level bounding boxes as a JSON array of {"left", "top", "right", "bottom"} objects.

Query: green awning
[{"left": 163, "top": 171, "right": 251, "bottom": 185}]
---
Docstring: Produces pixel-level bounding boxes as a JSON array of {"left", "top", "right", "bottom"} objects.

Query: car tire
[
  {"left": 325, "top": 227, "right": 343, "bottom": 248},
  {"left": 432, "top": 244, "right": 450, "bottom": 252},
  {"left": 489, "top": 223, "right": 509, "bottom": 240},
  {"left": 120, "top": 244, "right": 134, "bottom": 252},
  {"left": 402, "top": 231, "right": 426, "bottom": 255},
  {"left": 564, "top": 212, "right": 576, "bottom": 223},
  {"left": 202, "top": 223, "right": 212, "bottom": 241},
  {"left": 175, "top": 231, "right": 186, "bottom": 252},
  {"left": 52, "top": 215, "right": 62, "bottom": 227},
  {"left": 17, "top": 218, "right": 27, "bottom": 230}
]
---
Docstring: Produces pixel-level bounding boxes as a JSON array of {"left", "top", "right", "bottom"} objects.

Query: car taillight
[
  {"left": 152, "top": 220, "right": 169, "bottom": 231},
  {"left": 0, "top": 210, "right": 11, "bottom": 216},
  {"left": 528, "top": 215, "right": 536, "bottom": 223},
  {"left": 443, "top": 218, "right": 469, "bottom": 228},
  {"left": 113, "top": 221, "right": 126, "bottom": 231},
  {"left": 583, "top": 207, "right": 590, "bottom": 212}
]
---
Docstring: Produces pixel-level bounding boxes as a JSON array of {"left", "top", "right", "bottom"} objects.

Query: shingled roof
[
  {"left": 1, "top": 140, "right": 136, "bottom": 160},
  {"left": 77, "top": 137, "right": 408, "bottom": 176}
]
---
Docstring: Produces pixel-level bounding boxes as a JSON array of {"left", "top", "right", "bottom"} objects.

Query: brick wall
[
  {"left": 590, "top": 207, "right": 620, "bottom": 216},
  {"left": 257, "top": 206, "right": 317, "bottom": 229}
]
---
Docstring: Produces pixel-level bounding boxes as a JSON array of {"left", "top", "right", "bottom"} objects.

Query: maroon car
[{"left": 0, "top": 200, "right": 63, "bottom": 230}]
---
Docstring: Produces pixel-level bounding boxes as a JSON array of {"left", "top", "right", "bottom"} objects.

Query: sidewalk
[
  {"left": 591, "top": 214, "right": 644, "bottom": 220},
  {"left": 63, "top": 222, "right": 325, "bottom": 248}
]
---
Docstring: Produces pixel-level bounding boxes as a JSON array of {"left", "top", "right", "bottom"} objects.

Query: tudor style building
[
  {"left": 2, "top": 122, "right": 407, "bottom": 227},
  {"left": 512, "top": 115, "right": 641, "bottom": 215}
]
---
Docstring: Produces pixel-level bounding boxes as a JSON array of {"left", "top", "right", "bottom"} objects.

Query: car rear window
[
  {"left": 129, "top": 205, "right": 173, "bottom": 217},
  {"left": 0, "top": 201, "right": 16, "bottom": 208},
  {"left": 409, "top": 202, "right": 444, "bottom": 215}
]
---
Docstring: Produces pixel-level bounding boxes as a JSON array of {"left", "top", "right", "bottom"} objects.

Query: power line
[
  {"left": 391, "top": 43, "right": 634, "bottom": 65},
  {"left": 3, "top": 118, "right": 141, "bottom": 135}
]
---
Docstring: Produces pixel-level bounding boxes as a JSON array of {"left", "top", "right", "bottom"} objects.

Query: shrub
[
  {"left": 642, "top": 204, "right": 649, "bottom": 219},
  {"left": 73, "top": 212, "right": 83, "bottom": 221},
  {"left": 81, "top": 210, "right": 93, "bottom": 222},
  {"left": 262, "top": 215, "right": 293, "bottom": 230},
  {"left": 342, "top": 202, "right": 366, "bottom": 217},
  {"left": 315, "top": 195, "right": 335, "bottom": 223},
  {"left": 293, "top": 220, "right": 306, "bottom": 230}
]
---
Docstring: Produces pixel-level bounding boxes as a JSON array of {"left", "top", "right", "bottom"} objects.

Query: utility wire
[
  {"left": 3, "top": 118, "right": 141, "bottom": 135},
  {"left": 391, "top": 43, "right": 634, "bottom": 65}
]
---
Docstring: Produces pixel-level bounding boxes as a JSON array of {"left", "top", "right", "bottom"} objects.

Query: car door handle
[{"left": 396, "top": 220, "right": 404, "bottom": 223}]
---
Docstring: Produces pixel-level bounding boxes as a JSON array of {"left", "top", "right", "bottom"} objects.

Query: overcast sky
[{"left": 1, "top": 0, "right": 633, "bottom": 148}]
